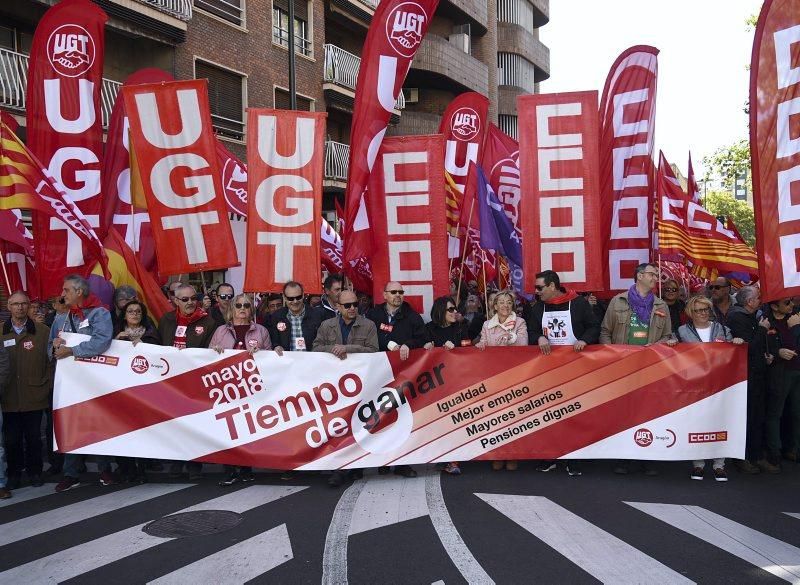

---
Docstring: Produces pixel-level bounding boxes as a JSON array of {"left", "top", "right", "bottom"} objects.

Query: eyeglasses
[
  {"left": 234, "top": 303, "right": 252, "bottom": 309},
  {"left": 341, "top": 302, "right": 358, "bottom": 309},
  {"left": 126, "top": 309, "right": 142, "bottom": 315},
  {"left": 662, "top": 287, "right": 678, "bottom": 293},
  {"left": 284, "top": 294, "right": 303, "bottom": 302},
  {"left": 218, "top": 293, "right": 234, "bottom": 300},
  {"left": 175, "top": 296, "right": 197, "bottom": 303},
  {"left": 694, "top": 307, "right": 711, "bottom": 313},
  {"left": 446, "top": 306, "right": 458, "bottom": 313},
  {"left": 708, "top": 285, "right": 729, "bottom": 290},
  {"left": 534, "top": 285, "right": 546, "bottom": 292},
  {"left": 385, "top": 290, "right": 404, "bottom": 295}
]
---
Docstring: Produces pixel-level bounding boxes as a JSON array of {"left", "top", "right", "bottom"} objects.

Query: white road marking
[
  {"left": 479, "top": 494, "right": 694, "bottom": 585},
  {"left": 628, "top": 502, "right": 800, "bottom": 583},
  {"left": 0, "top": 485, "right": 307, "bottom": 584},
  {"left": 0, "top": 484, "right": 60, "bottom": 508},
  {"left": 322, "top": 478, "right": 366, "bottom": 585},
  {"left": 148, "top": 523, "right": 293, "bottom": 584},
  {"left": 784, "top": 513, "right": 800, "bottom": 521},
  {"left": 348, "top": 474, "right": 428, "bottom": 536},
  {"left": 427, "top": 474, "right": 494, "bottom": 585},
  {"left": 0, "top": 483, "right": 193, "bottom": 546}
]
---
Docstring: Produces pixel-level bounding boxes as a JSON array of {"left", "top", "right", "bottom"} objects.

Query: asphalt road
[{"left": 0, "top": 459, "right": 798, "bottom": 584}]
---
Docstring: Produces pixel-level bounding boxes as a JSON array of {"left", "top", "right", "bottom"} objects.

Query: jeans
[
  {"left": 0, "top": 409, "right": 7, "bottom": 488},
  {"left": 766, "top": 367, "right": 800, "bottom": 459},
  {"left": 746, "top": 370, "right": 767, "bottom": 462},
  {"left": 3, "top": 410, "right": 44, "bottom": 478},
  {"left": 63, "top": 454, "right": 112, "bottom": 479}
]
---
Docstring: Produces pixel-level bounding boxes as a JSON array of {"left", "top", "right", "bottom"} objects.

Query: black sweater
[{"left": 425, "top": 321, "right": 471, "bottom": 347}]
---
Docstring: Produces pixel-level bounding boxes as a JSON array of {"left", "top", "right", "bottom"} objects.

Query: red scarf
[
  {"left": 547, "top": 289, "right": 579, "bottom": 305},
  {"left": 69, "top": 294, "right": 105, "bottom": 321},
  {"left": 174, "top": 308, "right": 208, "bottom": 349}
]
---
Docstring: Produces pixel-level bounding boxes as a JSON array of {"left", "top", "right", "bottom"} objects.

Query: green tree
[
  {"left": 702, "top": 139, "right": 751, "bottom": 191},
  {"left": 704, "top": 190, "right": 756, "bottom": 248}
]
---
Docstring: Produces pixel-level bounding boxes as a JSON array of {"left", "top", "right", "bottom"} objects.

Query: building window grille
[
  {"left": 497, "top": 0, "right": 535, "bottom": 30},
  {"left": 273, "top": 1, "right": 312, "bottom": 57},
  {"left": 275, "top": 87, "right": 312, "bottom": 111},
  {"left": 497, "top": 52, "right": 536, "bottom": 93},
  {"left": 195, "top": 60, "right": 245, "bottom": 141},
  {"left": 195, "top": 0, "right": 243, "bottom": 26},
  {"left": 498, "top": 114, "right": 518, "bottom": 140}
]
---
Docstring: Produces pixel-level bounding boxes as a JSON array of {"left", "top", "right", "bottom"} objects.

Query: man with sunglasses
[
  {"left": 367, "top": 282, "right": 427, "bottom": 361},
  {"left": 710, "top": 277, "right": 736, "bottom": 327},
  {"left": 268, "top": 281, "right": 323, "bottom": 355},
  {"left": 210, "top": 283, "right": 235, "bottom": 328}
]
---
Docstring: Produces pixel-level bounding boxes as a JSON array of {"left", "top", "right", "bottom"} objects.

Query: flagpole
[
  {"left": 481, "top": 251, "right": 489, "bottom": 312},
  {"left": 455, "top": 198, "right": 476, "bottom": 306},
  {"left": 0, "top": 250, "right": 13, "bottom": 295}
]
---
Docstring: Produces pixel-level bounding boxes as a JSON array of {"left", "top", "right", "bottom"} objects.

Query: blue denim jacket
[{"left": 48, "top": 306, "right": 113, "bottom": 358}]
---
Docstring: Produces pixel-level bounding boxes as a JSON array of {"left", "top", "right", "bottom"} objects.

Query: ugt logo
[
  {"left": 131, "top": 355, "right": 150, "bottom": 374},
  {"left": 386, "top": 3, "right": 427, "bottom": 58},
  {"left": 634, "top": 428, "right": 653, "bottom": 447},
  {"left": 222, "top": 158, "right": 248, "bottom": 216},
  {"left": 451, "top": 107, "right": 480, "bottom": 141},
  {"left": 47, "top": 24, "right": 95, "bottom": 77}
]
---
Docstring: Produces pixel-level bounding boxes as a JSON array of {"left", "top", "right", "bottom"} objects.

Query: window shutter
[{"left": 196, "top": 61, "right": 244, "bottom": 139}]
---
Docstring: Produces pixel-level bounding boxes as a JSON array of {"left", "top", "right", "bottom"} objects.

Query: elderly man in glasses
[
  {"left": 710, "top": 277, "right": 737, "bottom": 327},
  {"left": 267, "top": 281, "right": 323, "bottom": 355}
]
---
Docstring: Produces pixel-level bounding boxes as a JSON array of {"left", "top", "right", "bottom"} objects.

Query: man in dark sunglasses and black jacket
[{"left": 267, "top": 281, "right": 323, "bottom": 355}]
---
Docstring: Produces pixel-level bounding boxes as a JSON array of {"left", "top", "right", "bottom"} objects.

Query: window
[
  {"left": 274, "top": 87, "right": 312, "bottom": 111},
  {"left": 195, "top": 60, "right": 245, "bottom": 141},
  {"left": 194, "top": 0, "right": 244, "bottom": 27},
  {"left": 273, "top": 0, "right": 311, "bottom": 57}
]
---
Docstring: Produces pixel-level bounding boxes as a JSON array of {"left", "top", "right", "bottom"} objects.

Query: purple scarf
[{"left": 627, "top": 284, "right": 654, "bottom": 325}]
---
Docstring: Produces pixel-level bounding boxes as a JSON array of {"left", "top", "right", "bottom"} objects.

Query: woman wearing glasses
[
  {"left": 477, "top": 290, "right": 529, "bottom": 471},
  {"left": 661, "top": 279, "right": 687, "bottom": 334},
  {"left": 114, "top": 300, "right": 161, "bottom": 346},
  {"left": 677, "top": 295, "right": 743, "bottom": 482},
  {"left": 209, "top": 293, "right": 272, "bottom": 486},
  {"left": 424, "top": 296, "right": 472, "bottom": 475}
]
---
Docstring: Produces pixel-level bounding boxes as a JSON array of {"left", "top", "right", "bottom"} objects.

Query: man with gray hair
[
  {"left": 49, "top": 275, "right": 114, "bottom": 491},
  {"left": 727, "top": 285, "right": 773, "bottom": 474}
]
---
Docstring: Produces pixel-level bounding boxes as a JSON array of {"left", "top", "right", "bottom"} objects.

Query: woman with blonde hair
[
  {"left": 677, "top": 295, "right": 743, "bottom": 482},
  {"left": 477, "top": 290, "right": 528, "bottom": 470}
]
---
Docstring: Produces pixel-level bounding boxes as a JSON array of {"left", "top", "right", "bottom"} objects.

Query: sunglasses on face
[
  {"left": 534, "top": 285, "right": 546, "bottom": 292},
  {"left": 234, "top": 303, "right": 251, "bottom": 309},
  {"left": 341, "top": 302, "right": 358, "bottom": 309},
  {"left": 285, "top": 294, "right": 303, "bottom": 302},
  {"left": 175, "top": 296, "right": 199, "bottom": 303},
  {"left": 446, "top": 306, "right": 458, "bottom": 313},
  {"left": 218, "top": 294, "right": 234, "bottom": 300},
  {"left": 663, "top": 287, "right": 678, "bottom": 293},
  {"left": 385, "top": 290, "right": 404, "bottom": 295},
  {"left": 694, "top": 307, "right": 711, "bottom": 313},
  {"left": 708, "top": 285, "right": 729, "bottom": 291}
]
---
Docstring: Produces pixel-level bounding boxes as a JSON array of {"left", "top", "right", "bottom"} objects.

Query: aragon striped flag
[{"left": 657, "top": 151, "right": 758, "bottom": 277}]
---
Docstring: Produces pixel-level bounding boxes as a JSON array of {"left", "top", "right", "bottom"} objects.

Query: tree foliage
[
  {"left": 702, "top": 138, "right": 751, "bottom": 191},
  {"left": 704, "top": 190, "right": 756, "bottom": 248}
]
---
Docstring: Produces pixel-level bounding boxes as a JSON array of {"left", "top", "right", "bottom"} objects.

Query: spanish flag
[{"left": 92, "top": 230, "right": 172, "bottom": 325}]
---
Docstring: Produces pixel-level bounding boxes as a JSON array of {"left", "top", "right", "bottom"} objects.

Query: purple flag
[{"left": 476, "top": 163, "right": 522, "bottom": 267}]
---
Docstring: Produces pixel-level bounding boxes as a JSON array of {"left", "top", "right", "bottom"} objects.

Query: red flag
[
  {"left": 367, "top": 135, "right": 449, "bottom": 317},
  {"left": 343, "top": 0, "right": 441, "bottom": 262},
  {"left": 0, "top": 209, "right": 32, "bottom": 254},
  {"left": 599, "top": 46, "right": 658, "bottom": 292},
  {"left": 687, "top": 152, "right": 701, "bottom": 203},
  {"left": 122, "top": 79, "right": 239, "bottom": 275},
  {"left": 1, "top": 240, "right": 37, "bottom": 294},
  {"left": 26, "top": 0, "right": 108, "bottom": 296},
  {"left": 101, "top": 68, "right": 171, "bottom": 274},
  {"left": 334, "top": 199, "right": 373, "bottom": 293},
  {"left": 216, "top": 140, "right": 249, "bottom": 217},
  {"left": 750, "top": 0, "right": 799, "bottom": 301},
  {"left": 244, "top": 109, "right": 325, "bottom": 294},
  {"left": 518, "top": 91, "right": 604, "bottom": 291},
  {"left": 658, "top": 151, "right": 758, "bottom": 276},
  {"left": 438, "top": 92, "right": 490, "bottom": 257}
]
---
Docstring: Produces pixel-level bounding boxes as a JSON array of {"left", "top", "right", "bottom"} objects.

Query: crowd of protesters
[{"left": 0, "top": 262, "right": 798, "bottom": 498}]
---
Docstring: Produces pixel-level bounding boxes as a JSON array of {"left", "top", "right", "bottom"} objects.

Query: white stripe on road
[
  {"left": 427, "top": 474, "right": 494, "bottom": 585},
  {"left": 479, "top": 494, "right": 693, "bottom": 585},
  {"left": 0, "top": 483, "right": 193, "bottom": 546},
  {"left": 628, "top": 502, "right": 800, "bottom": 583},
  {"left": 784, "top": 513, "right": 800, "bottom": 521},
  {"left": 322, "top": 478, "right": 366, "bottom": 585},
  {"left": 347, "top": 474, "right": 428, "bottom": 536},
  {"left": 0, "top": 485, "right": 307, "bottom": 584},
  {"left": 0, "top": 484, "right": 60, "bottom": 508},
  {"left": 148, "top": 523, "right": 293, "bottom": 584}
]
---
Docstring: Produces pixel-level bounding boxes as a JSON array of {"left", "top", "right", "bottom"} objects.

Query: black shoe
[
  {"left": 536, "top": 461, "right": 557, "bottom": 472},
  {"left": 47, "top": 465, "right": 62, "bottom": 476},
  {"left": 378, "top": 466, "right": 391, "bottom": 475},
  {"left": 348, "top": 469, "right": 364, "bottom": 480},
  {"left": 240, "top": 472, "right": 255, "bottom": 483},
  {"left": 29, "top": 475, "right": 44, "bottom": 487},
  {"left": 565, "top": 464, "right": 582, "bottom": 477},
  {"left": 393, "top": 465, "right": 417, "bottom": 478},
  {"left": 280, "top": 470, "right": 295, "bottom": 480},
  {"left": 6, "top": 476, "right": 20, "bottom": 490},
  {"left": 328, "top": 471, "right": 345, "bottom": 487},
  {"left": 188, "top": 472, "right": 203, "bottom": 481},
  {"left": 219, "top": 472, "right": 241, "bottom": 487}
]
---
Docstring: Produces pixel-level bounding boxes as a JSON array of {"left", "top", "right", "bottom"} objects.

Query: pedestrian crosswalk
[{"left": 1, "top": 471, "right": 799, "bottom": 584}]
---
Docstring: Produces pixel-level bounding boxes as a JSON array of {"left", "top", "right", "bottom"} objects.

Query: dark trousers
[
  {"left": 767, "top": 367, "right": 800, "bottom": 458},
  {"left": 746, "top": 370, "right": 767, "bottom": 462},
  {"left": 3, "top": 410, "right": 44, "bottom": 478}
]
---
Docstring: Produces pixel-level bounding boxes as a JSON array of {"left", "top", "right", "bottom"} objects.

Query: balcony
[
  {"left": 497, "top": 22, "right": 550, "bottom": 82},
  {"left": 497, "top": 0, "right": 549, "bottom": 28},
  {"left": 138, "top": 0, "right": 193, "bottom": 21},
  {"left": 329, "top": 0, "right": 377, "bottom": 27},
  {"left": 325, "top": 140, "right": 349, "bottom": 188},
  {"left": 323, "top": 44, "right": 404, "bottom": 122},
  {"left": 94, "top": 0, "right": 190, "bottom": 43},
  {"left": 410, "top": 34, "right": 489, "bottom": 95},
  {"left": 0, "top": 48, "right": 121, "bottom": 129}
]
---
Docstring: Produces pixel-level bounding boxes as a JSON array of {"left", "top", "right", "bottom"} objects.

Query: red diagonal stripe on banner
[{"left": 54, "top": 351, "right": 254, "bottom": 452}]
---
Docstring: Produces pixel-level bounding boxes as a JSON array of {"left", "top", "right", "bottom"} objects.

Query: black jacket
[
  {"left": 367, "top": 302, "right": 427, "bottom": 351},
  {"left": 425, "top": 321, "right": 471, "bottom": 347},
  {"left": 727, "top": 305, "right": 769, "bottom": 372},
  {"left": 527, "top": 294, "right": 599, "bottom": 344},
  {"left": 267, "top": 306, "right": 323, "bottom": 351},
  {"left": 158, "top": 311, "right": 216, "bottom": 348}
]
